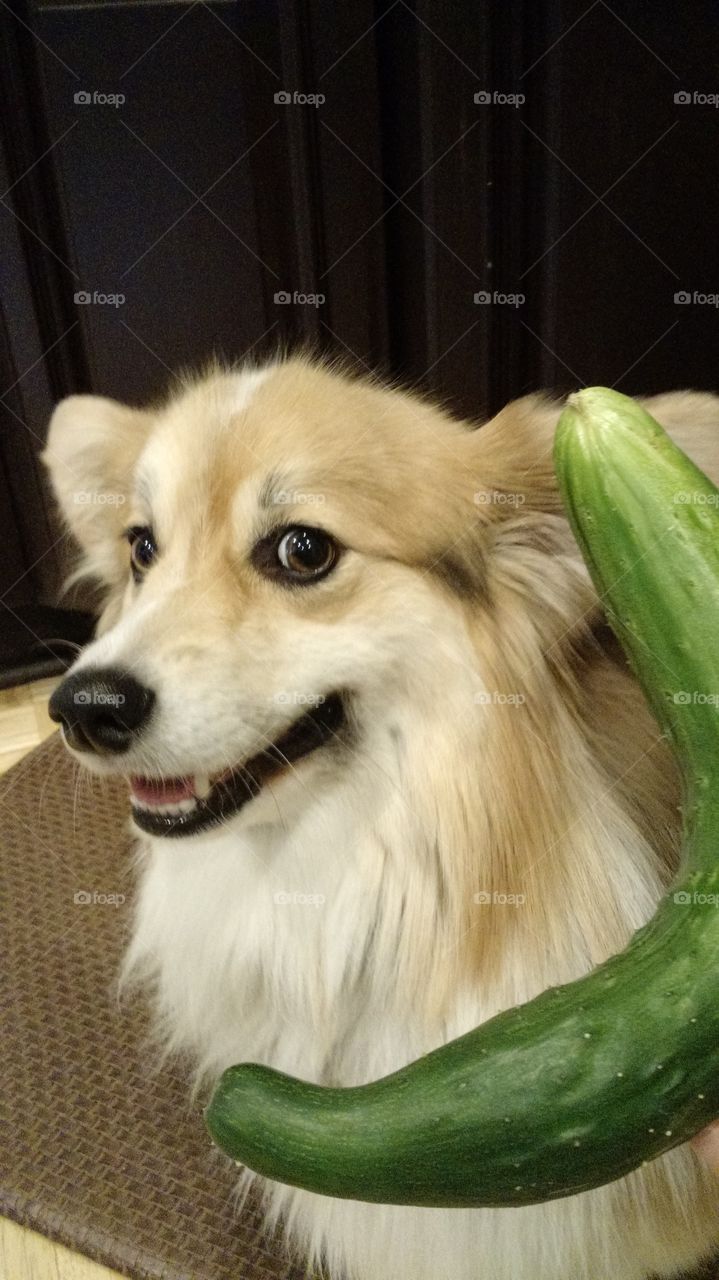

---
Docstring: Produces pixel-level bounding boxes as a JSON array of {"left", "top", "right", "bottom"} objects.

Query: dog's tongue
[{"left": 130, "top": 775, "right": 195, "bottom": 805}]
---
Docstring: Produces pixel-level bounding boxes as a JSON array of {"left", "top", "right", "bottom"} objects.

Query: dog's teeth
[
  {"left": 195, "top": 774, "right": 212, "bottom": 800},
  {"left": 153, "top": 799, "right": 196, "bottom": 815},
  {"left": 131, "top": 797, "right": 198, "bottom": 816}
]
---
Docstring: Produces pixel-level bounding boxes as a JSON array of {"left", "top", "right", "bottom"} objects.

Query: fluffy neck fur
[
  {"left": 122, "top": 549, "right": 679, "bottom": 1087},
  {"left": 45, "top": 364, "right": 719, "bottom": 1280},
  {"left": 121, "top": 573, "right": 719, "bottom": 1280}
]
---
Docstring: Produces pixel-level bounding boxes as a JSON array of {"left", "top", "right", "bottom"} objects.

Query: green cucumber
[{"left": 205, "top": 387, "right": 719, "bottom": 1207}]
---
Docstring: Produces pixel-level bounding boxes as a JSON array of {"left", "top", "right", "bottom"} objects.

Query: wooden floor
[
  {"left": 0, "top": 677, "right": 126, "bottom": 1279},
  {"left": 0, "top": 676, "right": 59, "bottom": 774},
  {"left": 0, "top": 1219, "right": 124, "bottom": 1280}
]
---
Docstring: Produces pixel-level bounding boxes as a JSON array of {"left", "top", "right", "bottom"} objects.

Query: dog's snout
[{"left": 49, "top": 667, "right": 155, "bottom": 755}]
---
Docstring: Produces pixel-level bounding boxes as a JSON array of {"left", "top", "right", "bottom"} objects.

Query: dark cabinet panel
[{"left": 1, "top": 1, "right": 718, "bottom": 681}]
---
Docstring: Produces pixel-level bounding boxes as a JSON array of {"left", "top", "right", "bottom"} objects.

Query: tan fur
[{"left": 42, "top": 358, "right": 719, "bottom": 1280}]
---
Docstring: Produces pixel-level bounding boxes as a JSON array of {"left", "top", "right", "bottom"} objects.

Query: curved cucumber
[{"left": 205, "top": 388, "right": 719, "bottom": 1207}]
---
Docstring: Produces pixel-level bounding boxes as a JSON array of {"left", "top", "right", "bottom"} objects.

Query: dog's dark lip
[{"left": 129, "top": 692, "right": 347, "bottom": 839}]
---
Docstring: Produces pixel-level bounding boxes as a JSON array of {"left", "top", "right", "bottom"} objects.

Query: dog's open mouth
[{"left": 129, "top": 693, "right": 346, "bottom": 838}]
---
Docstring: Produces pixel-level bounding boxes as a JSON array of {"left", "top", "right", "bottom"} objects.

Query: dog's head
[{"left": 43, "top": 357, "right": 594, "bottom": 844}]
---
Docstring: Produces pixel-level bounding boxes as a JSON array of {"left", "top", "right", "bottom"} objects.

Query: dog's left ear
[
  {"left": 462, "top": 394, "right": 603, "bottom": 651},
  {"left": 42, "top": 394, "right": 152, "bottom": 590},
  {"left": 465, "top": 393, "right": 564, "bottom": 517}
]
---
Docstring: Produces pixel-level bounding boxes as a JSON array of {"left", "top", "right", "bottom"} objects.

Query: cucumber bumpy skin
[{"left": 205, "top": 388, "right": 719, "bottom": 1208}]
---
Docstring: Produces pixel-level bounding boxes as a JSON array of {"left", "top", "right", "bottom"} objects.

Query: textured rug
[
  {"left": 1, "top": 731, "right": 717, "bottom": 1280},
  {"left": 0, "top": 731, "right": 310, "bottom": 1280}
]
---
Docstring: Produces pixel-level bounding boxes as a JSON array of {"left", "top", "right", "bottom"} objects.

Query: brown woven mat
[{"left": 0, "top": 732, "right": 312, "bottom": 1280}]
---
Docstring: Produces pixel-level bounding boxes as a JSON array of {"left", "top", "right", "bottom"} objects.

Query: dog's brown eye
[
  {"left": 253, "top": 526, "right": 339, "bottom": 584},
  {"left": 278, "top": 528, "right": 335, "bottom": 576},
  {"left": 126, "top": 526, "right": 157, "bottom": 581}
]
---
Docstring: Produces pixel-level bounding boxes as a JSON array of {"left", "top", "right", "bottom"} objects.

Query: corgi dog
[{"left": 44, "top": 357, "right": 719, "bottom": 1280}]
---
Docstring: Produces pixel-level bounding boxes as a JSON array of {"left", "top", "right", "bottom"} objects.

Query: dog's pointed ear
[
  {"left": 465, "top": 393, "right": 564, "bottom": 516},
  {"left": 461, "top": 394, "right": 603, "bottom": 652},
  {"left": 42, "top": 394, "right": 152, "bottom": 589}
]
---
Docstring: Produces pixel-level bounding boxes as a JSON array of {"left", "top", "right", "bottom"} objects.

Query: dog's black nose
[{"left": 49, "top": 667, "right": 155, "bottom": 754}]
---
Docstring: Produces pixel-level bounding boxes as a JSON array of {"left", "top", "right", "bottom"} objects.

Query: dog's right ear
[{"left": 42, "top": 395, "right": 152, "bottom": 590}]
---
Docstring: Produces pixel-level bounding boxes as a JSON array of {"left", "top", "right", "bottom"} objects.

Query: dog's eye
[
  {"left": 126, "top": 526, "right": 157, "bottom": 581},
  {"left": 278, "top": 528, "right": 335, "bottom": 576},
  {"left": 253, "top": 526, "right": 339, "bottom": 584}
]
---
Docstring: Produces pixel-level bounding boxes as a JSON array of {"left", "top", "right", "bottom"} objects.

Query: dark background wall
[{"left": 1, "top": 0, "right": 718, "bottom": 680}]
